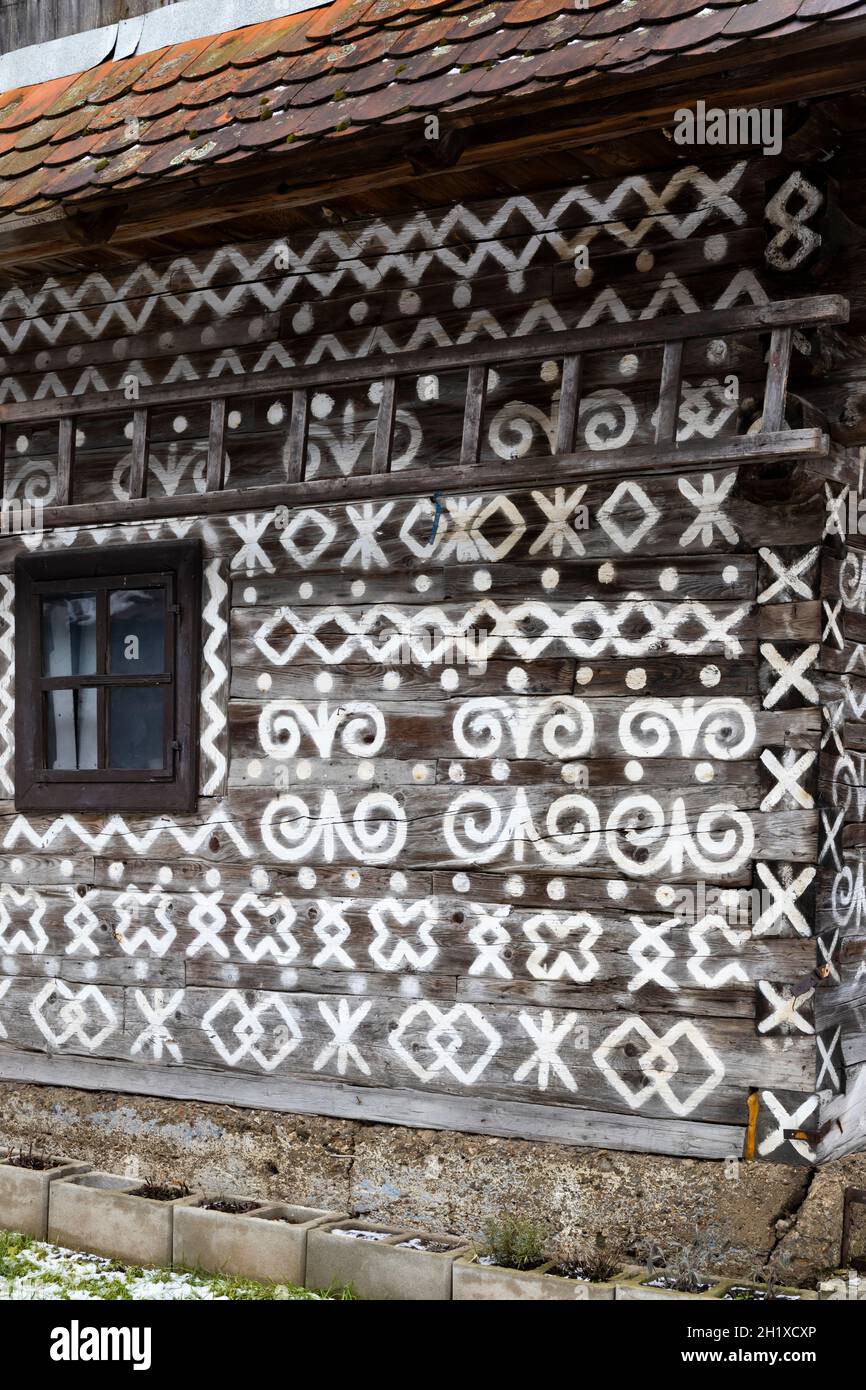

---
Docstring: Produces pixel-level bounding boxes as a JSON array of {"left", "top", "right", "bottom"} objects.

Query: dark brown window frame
[{"left": 15, "top": 540, "right": 201, "bottom": 813}]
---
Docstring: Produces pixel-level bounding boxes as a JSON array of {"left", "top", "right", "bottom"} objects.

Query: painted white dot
[
  {"left": 298, "top": 867, "right": 317, "bottom": 890},
  {"left": 357, "top": 761, "right": 375, "bottom": 781},
  {"left": 158, "top": 332, "right": 174, "bottom": 351},
  {"left": 453, "top": 281, "right": 471, "bottom": 308},
  {"left": 619, "top": 353, "right": 638, "bottom": 377},
  {"left": 507, "top": 667, "right": 528, "bottom": 692},
  {"left": 349, "top": 300, "right": 368, "bottom": 323},
  {"left": 441, "top": 669, "right": 459, "bottom": 692},
  {"left": 315, "top": 672, "right": 334, "bottom": 693},
  {"left": 243, "top": 586, "right": 257, "bottom": 603},
  {"left": 625, "top": 760, "right": 644, "bottom": 782},
  {"left": 367, "top": 381, "right": 382, "bottom": 405},
  {"left": 172, "top": 415, "right": 188, "bottom": 434},
  {"left": 299, "top": 581, "right": 314, "bottom": 600},
  {"left": 221, "top": 965, "right": 239, "bottom": 984},
  {"left": 59, "top": 859, "right": 73, "bottom": 877},
  {"left": 251, "top": 867, "right": 270, "bottom": 892},
  {"left": 75, "top": 429, "right": 85, "bottom": 448},
  {"left": 400, "top": 976, "right": 420, "bottom": 997},
  {"left": 473, "top": 570, "right": 492, "bottom": 592},
  {"left": 296, "top": 760, "right": 312, "bottom": 780},
  {"left": 108, "top": 861, "right": 125, "bottom": 882},
  {"left": 722, "top": 565, "right": 738, "bottom": 585},
  {"left": 491, "top": 760, "right": 510, "bottom": 782},
  {"left": 417, "top": 374, "right": 439, "bottom": 402},
  {"left": 2, "top": 960, "right": 18, "bottom": 976},
  {"left": 598, "top": 562, "right": 616, "bottom": 584},
  {"left": 575, "top": 666, "right": 593, "bottom": 686},
  {"left": 399, "top": 289, "right": 421, "bottom": 315},
  {"left": 228, "top": 410, "right": 242, "bottom": 429},
  {"left": 15, "top": 435, "right": 28, "bottom": 454},
  {"left": 383, "top": 671, "right": 400, "bottom": 691},
  {"left": 311, "top": 392, "right": 334, "bottom": 419},
  {"left": 541, "top": 568, "right": 559, "bottom": 591},
  {"left": 448, "top": 761, "right": 465, "bottom": 783},
  {"left": 133, "top": 960, "right": 150, "bottom": 980},
  {"left": 344, "top": 868, "right": 361, "bottom": 889},
  {"left": 292, "top": 305, "right": 314, "bottom": 334},
  {"left": 636, "top": 249, "right": 654, "bottom": 272},
  {"left": 575, "top": 264, "right": 593, "bottom": 288},
  {"left": 267, "top": 402, "right": 285, "bottom": 427},
  {"left": 695, "top": 761, "right": 715, "bottom": 783},
  {"left": 158, "top": 866, "right": 172, "bottom": 886},
  {"left": 83, "top": 961, "right": 98, "bottom": 980},
  {"left": 201, "top": 326, "right": 216, "bottom": 347},
  {"left": 123, "top": 421, "right": 134, "bottom": 440},
  {"left": 547, "top": 878, "right": 566, "bottom": 901},
  {"left": 706, "top": 338, "right": 728, "bottom": 364},
  {"left": 607, "top": 880, "right": 628, "bottom": 901},
  {"left": 656, "top": 884, "right": 677, "bottom": 907},
  {"left": 412, "top": 763, "right": 430, "bottom": 783},
  {"left": 415, "top": 574, "right": 432, "bottom": 593},
  {"left": 488, "top": 369, "right": 500, "bottom": 392},
  {"left": 246, "top": 759, "right": 263, "bottom": 780},
  {"left": 626, "top": 667, "right": 647, "bottom": 691},
  {"left": 247, "top": 317, "right": 265, "bottom": 341},
  {"left": 280, "top": 969, "right": 298, "bottom": 989},
  {"left": 508, "top": 271, "right": 525, "bottom": 293},
  {"left": 704, "top": 233, "right": 728, "bottom": 261},
  {"left": 561, "top": 763, "right": 584, "bottom": 784},
  {"left": 205, "top": 868, "right": 221, "bottom": 888},
  {"left": 9, "top": 859, "right": 22, "bottom": 875},
  {"left": 351, "top": 579, "right": 366, "bottom": 598},
  {"left": 452, "top": 872, "right": 470, "bottom": 893},
  {"left": 390, "top": 871, "right": 408, "bottom": 893},
  {"left": 659, "top": 567, "right": 678, "bottom": 592},
  {"left": 257, "top": 673, "right": 273, "bottom": 692},
  {"left": 505, "top": 875, "right": 525, "bottom": 898},
  {"left": 540, "top": 359, "right": 559, "bottom": 385},
  {"left": 700, "top": 664, "right": 721, "bottom": 688}
]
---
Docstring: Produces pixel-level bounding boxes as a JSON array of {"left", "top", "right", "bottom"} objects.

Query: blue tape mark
[{"left": 428, "top": 491, "right": 444, "bottom": 546}]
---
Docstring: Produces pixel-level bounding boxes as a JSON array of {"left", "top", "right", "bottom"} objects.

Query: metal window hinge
[
  {"left": 170, "top": 604, "right": 181, "bottom": 616},
  {"left": 171, "top": 740, "right": 182, "bottom": 753}
]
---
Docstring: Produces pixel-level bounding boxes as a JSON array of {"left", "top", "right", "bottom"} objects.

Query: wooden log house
[{"left": 0, "top": 0, "right": 866, "bottom": 1175}]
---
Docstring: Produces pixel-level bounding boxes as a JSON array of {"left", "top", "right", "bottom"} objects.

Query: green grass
[{"left": 0, "top": 1230, "right": 355, "bottom": 1301}]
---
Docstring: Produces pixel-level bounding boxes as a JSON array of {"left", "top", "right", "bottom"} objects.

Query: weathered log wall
[{"left": 0, "top": 151, "right": 847, "bottom": 1161}]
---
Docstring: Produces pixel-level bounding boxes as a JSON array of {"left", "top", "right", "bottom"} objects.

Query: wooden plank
[
  {"left": 205, "top": 397, "right": 227, "bottom": 493},
  {"left": 655, "top": 340, "right": 684, "bottom": 446},
  {"left": 286, "top": 389, "right": 309, "bottom": 484},
  {"left": 56, "top": 416, "right": 75, "bottom": 507},
  {"left": 0, "top": 298, "right": 847, "bottom": 428},
  {"left": 555, "top": 354, "right": 582, "bottom": 455},
  {"left": 371, "top": 377, "right": 396, "bottom": 475},
  {"left": 460, "top": 365, "right": 488, "bottom": 467},
  {"left": 128, "top": 407, "right": 150, "bottom": 500},
  {"left": 761, "top": 326, "right": 794, "bottom": 433}
]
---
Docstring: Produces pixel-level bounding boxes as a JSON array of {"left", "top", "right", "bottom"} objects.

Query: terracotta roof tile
[{"left": 1, "top": 0, "right": 866, "bottom": 217}]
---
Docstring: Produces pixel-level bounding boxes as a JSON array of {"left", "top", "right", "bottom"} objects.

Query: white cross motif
[
  {"left": 389, "top": 1002, "right": 501, "bottom": 1085},
  {"left": 0, "top": 885, "right": 47, "bottom": 955},
  {"left": 757, "top": 547, "right": 819, "bottom": 604},
  {"left": 759, "top": 749, "right": 815, "bottom": 811},
  {"left": 818, "top": 809, "right": 845, "bottom": 871},
  {"left": 468, "top": 908, "right": 512, "bottom": 979},
  {"left": 821, "top": 701, "right": 845, "bottom": 755},
  {"left": 523, "top": 912, "right": 601, "bottom": 983},
  {"left": 760, "top": 643, "right": 819, "bottom": 708},
  {"left": 29, "top": 981, "right": 118, "bottom": 1050},
  {"left": 312, "top": 900, "right": 355, "bottom": 968},
  {"left": 513, "top": 1010, "right": 579, "bottom": 1091},
  {"left": 816, "top": 1027, "right": 842, "bottom": 1091},
  {"left": 677, "top": 472, "right": 738, "bottom": 548},
  {"left": 753, "top": 863, "right": 814, "bottom": 937},
  {"left": 228, "top": 513, "right": 274, "bottom": 575},
  {"left": 757, "top": 1090, "right": 818, "bottom": 1161},
  {"left": 367, "top": 898, "right": 439, "bottom": 972},
  {"left": 627, "top": 917, "right": 678, "bottom": 992},
  {"left": 201, "top": 991, "right": 301, "bottom": 1072},
  {"left": 528, "top": 487, "right": 587, "bottom": 557},
  {"left": 822, "top": 599, "right": 844, "bottom": 649},
  {"left": 593, "top": 1016, "right": 725, "bottom": 1116},
  {"left": 314, "top": 999, "right": 372, "bottom": 1076},
  {"left": 130, "top": 989, "right": 184, "bottom": 1062},
  {"left": 687, "top": 914, "right": 749, "bottom": 988},
  {"left": 230, "top": 893, "right": 299, "bottom": 965},
  {"left": 186, "top": 892, "right": 228, "bottom": 958},
  {"left": 342, "top": 502, "right": 392, "bottom": 568},
  {"left": 756, "top": 980, "right": 814, "bottom": 1036},
  {"left": 817, "top": 930, "right": 840, "bottom": 985},
  {"left": 113, "top": 886, "right": 177, "bottom": 957}
]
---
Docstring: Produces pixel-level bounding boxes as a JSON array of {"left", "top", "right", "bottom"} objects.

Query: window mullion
[{"left": 96, "top": 588, "right": 108, "bottom": 770}]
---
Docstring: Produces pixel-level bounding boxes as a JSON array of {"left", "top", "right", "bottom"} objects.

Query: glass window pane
[
  {"left": 46, "top": 688, "right": 98, "bottom": 769},
  {"left": 109, "top": 587, "right": 166, "bottom": 674},
  {"left": 109, "top": 687, "right": 166, "bottom": 769},
  {"left": 41, "top": 594, "right": 97, "bottom": 676}
]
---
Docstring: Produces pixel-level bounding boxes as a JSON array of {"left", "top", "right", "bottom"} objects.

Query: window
[{"left": 15, "top": 541, "right": 201, "bottom": 812}]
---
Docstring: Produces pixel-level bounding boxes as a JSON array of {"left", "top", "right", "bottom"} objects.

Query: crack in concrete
[{"left": 762, "top": 1165, "right": 818, "bottom": 1270}]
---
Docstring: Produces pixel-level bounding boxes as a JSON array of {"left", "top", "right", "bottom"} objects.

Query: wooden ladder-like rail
[{"left": 0, "top": 294, "right": 848, "bottom": 529}]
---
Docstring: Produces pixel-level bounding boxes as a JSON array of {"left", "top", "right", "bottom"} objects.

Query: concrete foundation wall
[{"left": 0, "top": 1080, "right": 859, "bottom": 1282}]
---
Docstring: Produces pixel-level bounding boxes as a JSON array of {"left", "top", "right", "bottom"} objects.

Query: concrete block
[
  {"left": 48, "top": 1171, "right": 198, "bottom": 1268},
  {"left": 0, "top": 1155, "right": 90, "bottom": 1239},
  {"left": 173, "top": 1197, "right": 344, "bottom": 1285},
  {"left": 306, "top": 1220, "right": 468, "bottom": 1300}
]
